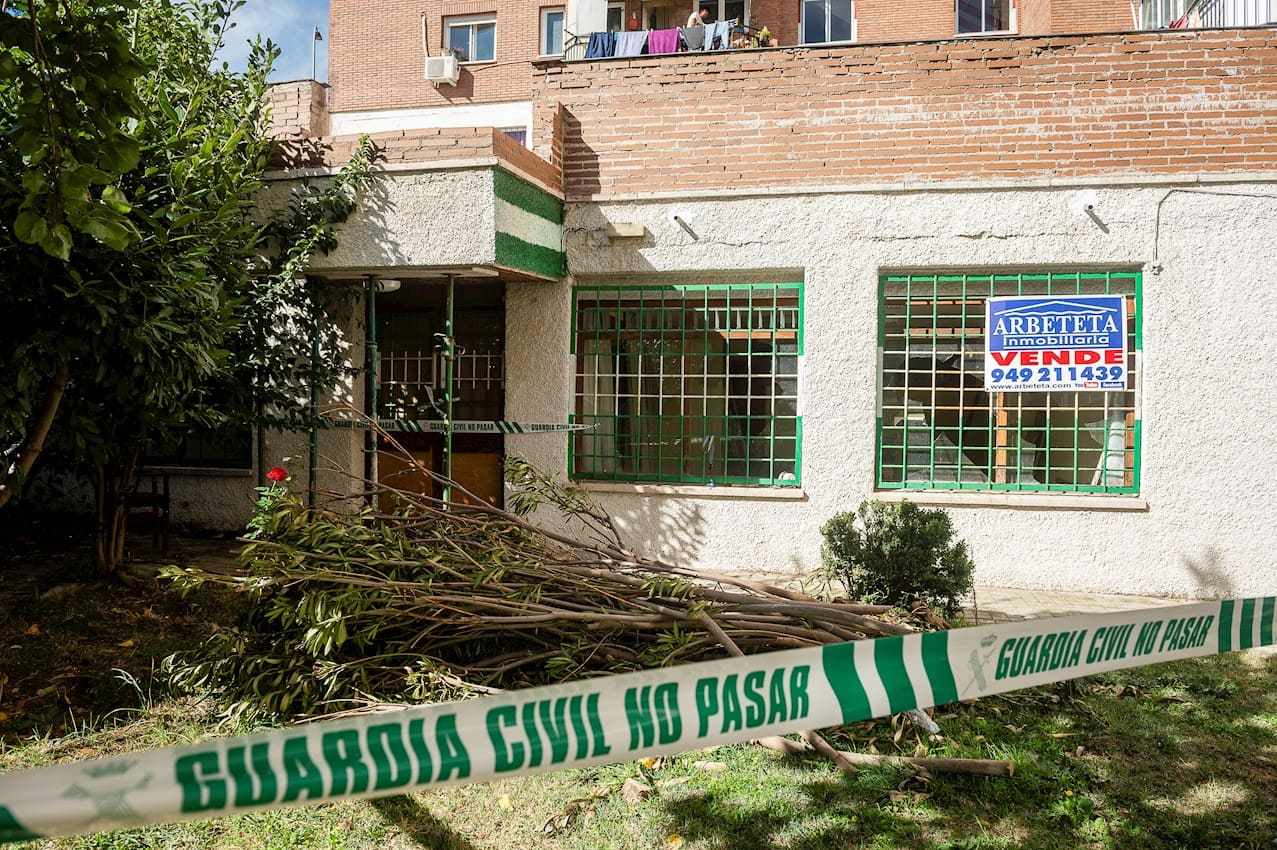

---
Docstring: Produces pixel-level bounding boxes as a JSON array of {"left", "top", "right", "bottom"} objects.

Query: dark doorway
[{"left": 374, "top": 279, "right": 505, "bottom": 508}]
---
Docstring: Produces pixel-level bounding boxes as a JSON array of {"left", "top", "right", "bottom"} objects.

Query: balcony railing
[{"left": 1136, "top": 0, "right": 1277, "bottom": 29}]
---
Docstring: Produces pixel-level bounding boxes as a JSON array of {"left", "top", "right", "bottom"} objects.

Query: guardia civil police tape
[
  {"left": 2, "top": 596, "right": 1274, "bottom": 844},
  {"left": 325, "top": 418, "right": 595, "bottom": 434}
]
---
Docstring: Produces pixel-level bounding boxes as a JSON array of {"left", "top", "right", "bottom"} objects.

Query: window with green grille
[
  {"left": 572, "top": 283, "right": 803, "bottom": 487},
  {"left": 877, "top": 271, "right": 1141, "bottom": 494}
]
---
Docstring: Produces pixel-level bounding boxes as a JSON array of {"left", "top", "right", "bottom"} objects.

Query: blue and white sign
[{"left": 984, "top": 295, "right": 1128, "bottom": 392}]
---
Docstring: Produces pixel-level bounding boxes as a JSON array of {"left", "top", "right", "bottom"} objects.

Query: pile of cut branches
[{"left": 164, "top": 432, "right": 937, "bottom": 723}]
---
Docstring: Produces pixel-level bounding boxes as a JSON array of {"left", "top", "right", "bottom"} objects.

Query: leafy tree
[
  {"left": 0, "top": 0, "right": 145, "bottom": 505},
  {"left": 0, "top": 1, "right": 377, "bottom": 572},
  {"left": 1, "top": 0, "right": 144, "bottom": 260}
]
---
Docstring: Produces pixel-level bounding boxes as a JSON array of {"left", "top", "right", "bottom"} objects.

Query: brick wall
[
  {"left": 330, "top": 0, "right": 544, "bottom": 112},
  {"left": 1019, "top": 0, "right": 1054, "bottom": 35},
  {"left": 856, "top": 0, "right": 1128, "bottom": 42},
  {"left": 1051, "top": 0, "right": 1132, "bottom": 32},
  {"left": 855, "top": 0, "right": 955, "bottom": 42},
  {"left": 330, "top": 0, "right": 1140, "bottom": 114},
  {"left": 269, "top": 126, "right": 563, "bottom": 193},
  {"left": 532, "top": 28, "right": 1277, "bottom": 198},
  {"left": 267, "top": 80, "right": 329, "bottom": 138},
  {"left": 747, "top": 0, "right": 799, "bottom": 46}
]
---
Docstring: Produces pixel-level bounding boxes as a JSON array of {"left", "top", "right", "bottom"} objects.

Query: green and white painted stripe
[
  {"left": 324, "top": 419, "right": 593, "bottom": 434},
  {"left": 493, "top": 168, "right": 565, "bottom": 280},
  {"left": 3, "top": 597, "right": 1273, "bottom": 844}
]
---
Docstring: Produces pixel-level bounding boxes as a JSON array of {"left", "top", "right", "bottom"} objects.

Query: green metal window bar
[
  {"left": 876, "top": 270, "right": 1142, "bottom": 495},
  {"left": 571, "top": 283, "right": 804, "bottom": 487}
]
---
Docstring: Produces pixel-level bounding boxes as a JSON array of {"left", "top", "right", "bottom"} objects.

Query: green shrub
[{"left": 819, "top": 499, "right": 974, "bottom": 617}]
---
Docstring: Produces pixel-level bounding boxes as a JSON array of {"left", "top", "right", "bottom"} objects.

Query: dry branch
[
  {"left": 754, "top": 736, "right": 1015, "bottom": 777},
  {"left": 166, "top": 411, "right": 939, "bottom": 741}
]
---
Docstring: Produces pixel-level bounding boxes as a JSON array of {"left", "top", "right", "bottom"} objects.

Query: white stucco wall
[
  {"left": 505, "top": 180, "right": 1277, "bottom": 598},
  {"left": 258, "top": 168, "right": 497, "bottom": 272},
  {"left": 46, "top": 294, "right": 370, "bottom": 533}
]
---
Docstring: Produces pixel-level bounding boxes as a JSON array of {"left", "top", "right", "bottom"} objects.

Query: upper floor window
[
  {"left": 957, "top": 0, "right": 1013, "bottom": 34},
  {"left": 697, "top": 0, "right": 748, "bottom": 24},
  {"left": 446, "top": 15, "right": 496, "bottom": 63},
  {"left": 540, "top": 7, "right": 565, "bottom": 55},
  {"left": 607, "top": 1, "right": 624, "bottom": 31},
  {"left": 802, "top": 0, "right": 853, "bottom": 44}
]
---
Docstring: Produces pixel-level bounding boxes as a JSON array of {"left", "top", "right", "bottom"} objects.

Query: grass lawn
[{"left": 2, "top": 531, "right": 1275, "bottom": 849}]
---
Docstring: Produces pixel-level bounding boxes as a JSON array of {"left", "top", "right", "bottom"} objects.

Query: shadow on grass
[
  {"left": 653, "top": 653, "right": 1277, "bottom": 850},
  {"left": 370, "top": 795, "right": 481, "bottom": 850}
]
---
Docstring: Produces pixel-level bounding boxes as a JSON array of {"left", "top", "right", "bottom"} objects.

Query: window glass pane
[
  {"left": 501, "top": 128, "right": 527, "bottom": 145},
  {"left": 699, "top": 0, "right": 718, "bottom": 23},
  {"left": 724, "top": 0, "right": 745, "bottom": 23},
  {"left": 830, "top": 0, "right": 852, "bottom": 41},
  {"left": 573, "top": 285, "right": 803, "bottom": 487},
  {"left": 544, "top": 10, "right": 564, "bottom": 53},
  {"left": 876, "top": 271, "right": 1140, "bottom": 494},
  {"left": 607, "top": 4, "right": 624, "bottom": 30},
  {"left": 956, "top": 0, "right": 982, "bottom": 32},
  {"left": 802, "top": 0, "right": 827, "bottom": 42},
  {"left": 146, "top": 427, "right": 253, "bottom": 470},
  {"left": 985, "top": 0, "right": 1010, "bottom": 30},
  {"left": 474, "top": 22, "right": 496, "bottom": 60},
  {"left": 447, "top": 25, "right": 470, "bottom": 60}
]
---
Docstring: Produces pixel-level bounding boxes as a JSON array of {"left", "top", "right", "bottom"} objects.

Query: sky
[{"left": 219, "top": 0, "right": 332, "bottom": 82}]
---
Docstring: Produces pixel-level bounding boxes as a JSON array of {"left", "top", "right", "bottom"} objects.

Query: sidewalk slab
[{"left": 968, "top": 585, "right": 1203, "bottom": 624}]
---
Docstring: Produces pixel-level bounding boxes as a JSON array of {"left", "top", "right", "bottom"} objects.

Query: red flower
[{"left": 265, "top": 466, "right": 288, "bottom": 483}]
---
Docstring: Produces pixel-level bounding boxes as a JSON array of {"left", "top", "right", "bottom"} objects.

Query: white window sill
[
  {"left": 577, "top": 481, "right": 808, "bottom": 500},
  {"left": 955, "top": 29, "right": 1019, "bottom": 37},
  {"left": 874, "top": 490, "right": 1148, "bottom": 512},
  {"left": 458, "top": 60, "right": 496, "bottom": 66}
]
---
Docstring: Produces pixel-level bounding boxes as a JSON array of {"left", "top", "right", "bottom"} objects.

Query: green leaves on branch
[
  {"left": 237, "top": 136, "right": 379, "bottom": 430},
  {"left": 1, "top": 0, "right": 145, "bottom": 258}
]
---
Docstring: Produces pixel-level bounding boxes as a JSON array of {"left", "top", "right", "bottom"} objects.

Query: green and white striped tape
[
  {"left": 2, "top": 597, "right": 1273, "bottom": 844},
  {"left": 324, "top": 419, "right": 595, "bottom": 434}
]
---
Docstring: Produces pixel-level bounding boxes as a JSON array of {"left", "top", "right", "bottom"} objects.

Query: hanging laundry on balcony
[
  {"left": 681, "top": 24, "right": 706, "bottom": 50},
  {"left": 647, "top": 27, "right": 680, "bottom": 54},
  {"left": 585, "top": 30, "right": 617, "bottom": 58},
  {"left": 705, "top": 19, "right": 735, "bottom": 50},
  {"left": 1168, "top": 13, "right": 1189, "bottom": 27},
  {"left": 616, "top": 29, "right": 648, "bottom": 56}
]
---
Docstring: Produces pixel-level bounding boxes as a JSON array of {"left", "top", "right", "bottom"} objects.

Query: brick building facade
[
  {"left": 325, "top": 0, "right": 1141, "bottom": 139},
  {"left": 202, "top": 9, "right": 1277, "bottom": 599},
  {"left": 531, "top": 29, "right": 1277, "bottom": 197}
]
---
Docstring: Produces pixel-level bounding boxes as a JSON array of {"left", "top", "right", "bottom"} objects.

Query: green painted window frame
[
  {"left": 875, "top": 270, "right": 1142, "bottom": 495},
  {"left": 570, "top": 282, "right": 804, "bottom": 488}
]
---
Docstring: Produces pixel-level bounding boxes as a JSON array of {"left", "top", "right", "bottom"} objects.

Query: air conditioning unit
[{"left": 425, "top": 53, "right": 460, "bottom": 86}]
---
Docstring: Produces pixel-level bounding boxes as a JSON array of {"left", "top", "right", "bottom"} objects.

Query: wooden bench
[{"left": 125, "top": 471, "right": 171, "bottom": 552}]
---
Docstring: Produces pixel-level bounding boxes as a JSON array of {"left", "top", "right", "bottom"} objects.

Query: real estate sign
[{"left": 984, "top": 295, "right": 1127, "bottom": 392}]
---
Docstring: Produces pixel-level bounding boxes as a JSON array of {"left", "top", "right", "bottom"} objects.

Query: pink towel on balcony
[{"left": 647, "top": 27, "right": 679, "bottom": 54}]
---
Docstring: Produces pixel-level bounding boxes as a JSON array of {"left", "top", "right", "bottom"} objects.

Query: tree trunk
[
  {"left": 0, "top": 364, "right": 71, "bottom": 508},
  {"left": 94, "top": 448, "right": 141, "bottom": 576}
]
